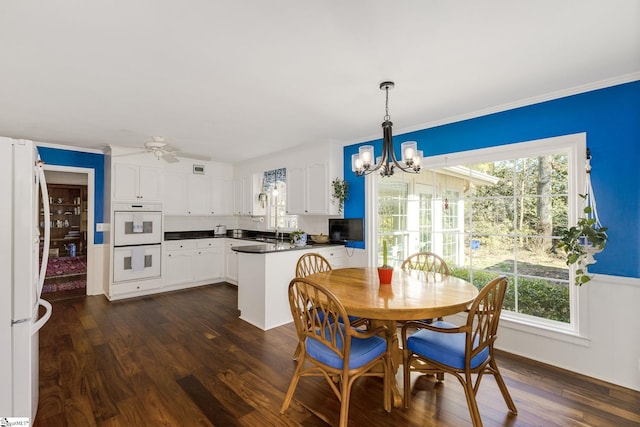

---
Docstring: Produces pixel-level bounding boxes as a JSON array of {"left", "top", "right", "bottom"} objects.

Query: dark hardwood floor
[{"left": 36, "top": 284, "right": 640, "bottom": 426}]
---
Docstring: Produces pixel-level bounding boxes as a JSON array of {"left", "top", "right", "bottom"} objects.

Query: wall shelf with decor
[{"left": 40, "top": 184, "right": 88, "bottom": 257}]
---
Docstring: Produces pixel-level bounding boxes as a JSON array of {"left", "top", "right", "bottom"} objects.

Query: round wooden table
[{"left": 306, "top": 267, "right": 479, "bottom": 407}]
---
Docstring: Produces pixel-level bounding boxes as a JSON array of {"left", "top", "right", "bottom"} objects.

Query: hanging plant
[
  {"left": 331, "top": 178, "right": 349, "bottom": 214},
  {"left": 557, "top": 154, "right": 608, "bottom": 285},
  {"left": 557, "top": 198, "right": 608, "bottom": 285}
]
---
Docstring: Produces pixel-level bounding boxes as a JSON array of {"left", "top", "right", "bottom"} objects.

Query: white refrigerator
[{"left": 0, "top": 137, "right": 53, "bottom": 423}]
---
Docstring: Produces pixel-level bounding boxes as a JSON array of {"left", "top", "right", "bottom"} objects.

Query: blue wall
[
  {"left": 344, "top": 80, "right": 640, "bottom": 278},
  {"left": 38, "top": 147, "right": 105, "bottom": 245}
]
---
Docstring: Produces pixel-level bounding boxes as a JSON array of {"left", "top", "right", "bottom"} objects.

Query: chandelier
[{"left": 352, "top": 81, "right": 423, "bottom": 177}]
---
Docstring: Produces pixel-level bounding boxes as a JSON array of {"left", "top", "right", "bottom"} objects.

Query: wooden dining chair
[
  {"left": 401, "top": 276, "right": 517, "bottom": 427},
  {"left": 295, "top": 252, "right": 332, "bottom": 277},
  {"left": 401, "top": 251, "right": 451, "bottom": 277},
  {"left": 281, "top": 277, "right": 392, "bottom": 427},
  {"left": 401, "top": 251, "right": 451, "bottom": 325},
  {"left": 292, "top": 253, "right": 368, "bottom": 359}
]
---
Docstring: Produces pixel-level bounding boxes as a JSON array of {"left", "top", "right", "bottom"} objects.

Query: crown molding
[{"left": 398, "top": 72, "right": 640, "bottom": 136}]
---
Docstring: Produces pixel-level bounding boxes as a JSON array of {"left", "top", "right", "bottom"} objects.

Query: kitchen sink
[{"left": 254, "top": 237, "right": 279, "bottom": 243}]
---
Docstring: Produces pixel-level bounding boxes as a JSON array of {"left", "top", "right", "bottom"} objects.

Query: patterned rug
[
  {"left": 46, "top": 255, "right": 87, "bottom": 277},
  {"left": 43, "top": 279, "right": 86, "bottom": 293},
  {"left": 43, "top": 255, "right": 87, "bottom": 295}
]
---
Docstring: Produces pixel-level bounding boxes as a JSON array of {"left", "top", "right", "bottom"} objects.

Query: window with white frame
[
  {"left": 375, "top": 134, "right": 585, "bottom": 330},
  {"left": 264, "top": 168, "right": 297, "bottom": 230}
]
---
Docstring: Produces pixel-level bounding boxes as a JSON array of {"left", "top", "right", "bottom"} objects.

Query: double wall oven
[{"left": 113, "top": 203, "right": 162, "bottom": 283}]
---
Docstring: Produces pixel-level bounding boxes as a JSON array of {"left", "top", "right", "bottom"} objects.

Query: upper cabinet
[
  {"left": 113, "top": 163, "right": 162, "bottom": 202},
  {"left": 233, "top": 173, "right": 265, "bottom": 216},
  {"left": 187, "top": 174, "right": 212, "bottom": 215},
  {"left": 163, "top": 162, "right": 233, "bottom": 216},
  {"left": 211, "top": 175, "right": 233, "bottom": 215},
  {"left": 163, "top": 171, "right": 188, "bottom": 215},
  {"left": 285, "top": 167, "right": 305, "bottom": 214},
  {"left": 286, "top": 161, "right": 332, "bottom": 215}
]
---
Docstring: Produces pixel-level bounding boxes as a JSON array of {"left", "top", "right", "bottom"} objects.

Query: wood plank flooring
[{"left": 36, "top": 283, "right": 640, "bottom": 426}]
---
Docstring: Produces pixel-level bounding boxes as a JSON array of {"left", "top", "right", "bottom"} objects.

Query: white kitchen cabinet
[
  {"left": 233, "top": 173, "right": 265, "bottom": 216},
  {"left": 286, "top": 161, "right": 330, "bottom": 214},
  {"left": 194, "top": 240, "right": 224, "bottom": 282},
  {"left": 164, "top": 171, "right": 233, "bottom": 216},
  {"left": 233, "top": 179, "right": 243, "bottom": 215},
  {"left": 211, "top": 176, "right": 233, "bottom": 215},
  {"left": 225, "top": 239, "right": 255, "bottom": 284},
  {"left": 165, "top": 239, "right": 224, "bottom": 286},
  {"left": 164, "top": 172, "right": 188, "bottom": 215},
  {"left": 113, "top": 163, "right": 162, "bottom": 202},
  {"left": 187, "top": 174, "right": 212, "bottom": 215},
  {"left": 316, "top": 246, "right": 348, "bottom": 268},
  {"left": 286, "top": 167, "right": 305, "bottom": 214},
  {"left": 164, "top": 240, "right": 196, "bottom": 286}
]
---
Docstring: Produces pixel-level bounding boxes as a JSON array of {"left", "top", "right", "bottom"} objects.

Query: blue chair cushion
[
  {"left": 406, "top": 321, "right": 489, "bottom": 370},
  {"left": 306, "top": 325, "right": 387, "bottom": 369}
]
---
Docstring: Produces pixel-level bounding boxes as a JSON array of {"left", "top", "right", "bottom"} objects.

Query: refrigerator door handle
[
  {"left": 36, "top": 157, "right": 50, "bottom": 299},
  {"left": 31, "top": 298, "right": 52, "bottom": 334}
]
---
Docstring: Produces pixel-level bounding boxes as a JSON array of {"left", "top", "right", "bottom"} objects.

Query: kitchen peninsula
[{"left": 234, "top": 242, "right": 348, "bottom": 330}]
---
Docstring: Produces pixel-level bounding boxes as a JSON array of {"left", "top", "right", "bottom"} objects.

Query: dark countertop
[
  {"left": 231, "top": 242, "right": 342, "bottom": 254},
  {"left": 164, "top": 229, "right": 285, "bottom": 241},
  {"left": 164, "top": 230, "right": 219, "bottom": 240},
  {"left": 164, "top": 230, "right": 343, "bottom": 251}
]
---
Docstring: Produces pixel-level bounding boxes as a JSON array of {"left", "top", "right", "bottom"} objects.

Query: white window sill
[
  {"left": 499, "top": 313, "right": 591, "bottom": 347},
  {"left": 446, "top": 311, "right": 592, "bottom": 347}
]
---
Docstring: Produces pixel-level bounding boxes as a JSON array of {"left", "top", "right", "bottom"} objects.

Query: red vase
[{"left": 377, "top": 267, "right": 393, "bottom": 284}]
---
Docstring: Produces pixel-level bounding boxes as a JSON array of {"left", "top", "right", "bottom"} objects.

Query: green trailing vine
[
  {"left": 331, "top": 178, "right": 348, "bottom": 214},
  {"left": 557, "top": 195, "right": 608, "bottom": 285}
]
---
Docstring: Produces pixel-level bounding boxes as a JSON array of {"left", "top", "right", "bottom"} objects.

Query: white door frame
[{"left": 43, "top": 165, "right": 98, "bottom": 295}]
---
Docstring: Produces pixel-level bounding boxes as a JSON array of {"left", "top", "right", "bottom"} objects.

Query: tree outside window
[{"left": 377, "top": 150, "right": 572, "bottom": 324}]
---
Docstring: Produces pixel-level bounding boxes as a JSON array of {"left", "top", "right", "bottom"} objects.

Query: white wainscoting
[{"left": 448, "top": 274, "right": 640, "bottom": 391}]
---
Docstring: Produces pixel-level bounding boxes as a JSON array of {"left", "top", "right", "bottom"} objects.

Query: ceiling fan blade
[
  {"left": 113, "top": 150, "right": 148, "bottom": 157},
  {"left": 163, "top": 153, "right": 180, "bottom": 163},
  {"left": 162, "top": 144, "right": 179, "bottom": 152},
  {"left": 175, "top": 152, "right": 212, "bottom": 161}
]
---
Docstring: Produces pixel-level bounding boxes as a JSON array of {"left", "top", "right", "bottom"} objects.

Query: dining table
[{"left": 305, "top": 266, "right": 479, "bottom": 407}]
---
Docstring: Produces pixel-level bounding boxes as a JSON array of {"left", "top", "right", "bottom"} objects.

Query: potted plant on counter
[
  {"left": 377, "top": 240, "right": 393, "bottom": 284},
  {"left": 290, "top": 230, "right": 308, "bottom": 247}
]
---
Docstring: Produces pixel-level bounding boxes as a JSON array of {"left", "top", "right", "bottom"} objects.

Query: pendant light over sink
[{"left": 352, "top": 81, "right": 423, "bottom": 177}]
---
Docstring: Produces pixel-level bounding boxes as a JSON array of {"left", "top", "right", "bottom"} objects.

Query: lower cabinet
[
  {"left": 164, "top": 239, "right": 224, "bottom": 287},
  {"left": 110, "top": 279, "right": 161, "bottom": 296},
  {"left": 315, "top": 247, "right": 347, "bottom": 269},
  {"left": 165, "top": 241, "right": 195, "bottom": 286},
  {"left": 225, "top": 239, "right": 255, "bottom": 284},
  {"left": 194, "top": 244, "right": 224, "bottom": 282}
]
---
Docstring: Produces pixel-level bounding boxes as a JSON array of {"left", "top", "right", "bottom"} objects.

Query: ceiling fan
[{"left": 119, "top": 137, "right": 212, "bottom": 163}]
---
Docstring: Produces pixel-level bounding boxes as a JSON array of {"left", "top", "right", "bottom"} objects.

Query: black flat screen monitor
[{"left": 328, "top": 218, "right": 364, "bottom": 243}]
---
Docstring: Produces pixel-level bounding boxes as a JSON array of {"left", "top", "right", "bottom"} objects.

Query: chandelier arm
[
  {"left": 360, "top": 143, "right": 387, "bottom": 175},
  {"left": 391, "top": 151, "right": 420, "bottom": 173},
  {"left": 355, "top": 80, "right": 421, "bottom": 177}
]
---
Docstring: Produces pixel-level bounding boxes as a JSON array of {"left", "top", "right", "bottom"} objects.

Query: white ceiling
[{"left": 1, "top": 1, "right": 638, "bottom": 163}]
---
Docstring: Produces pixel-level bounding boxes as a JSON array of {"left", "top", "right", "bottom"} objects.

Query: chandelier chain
[{"left": 384, "top": 86, "right": 390, "bottom": 122}]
